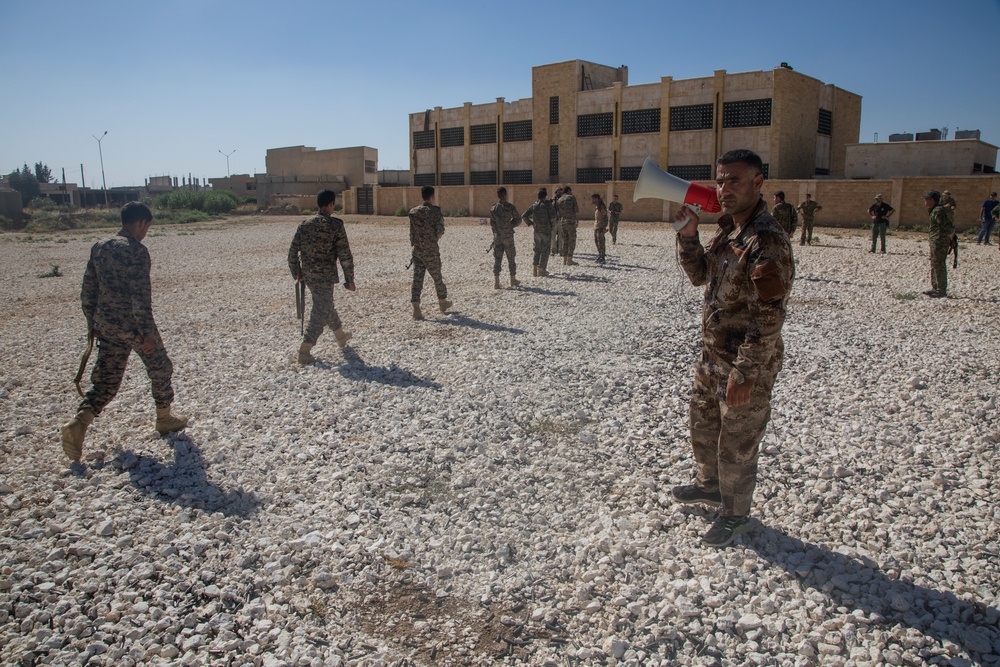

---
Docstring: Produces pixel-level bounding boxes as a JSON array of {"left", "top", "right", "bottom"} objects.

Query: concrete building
[
  {"left": 208, "top": 174, "right": 256, "bottom": 197},
  {"left": 845, "top": 136, "right": 997, "bottom": 179},
  {"left": 408, "top": 60, "right": 861, "bottom": 186},
  {"left": 256, "top": 145, "right": 377, "bottom": 207}
]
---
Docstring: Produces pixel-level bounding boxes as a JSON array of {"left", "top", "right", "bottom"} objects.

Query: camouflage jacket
[
  {"left": 771, "top": 202, "right": 797, "bottom": 235},
  {"left": 521, "top": 199, "right": 557, "bottom": 235},
  {"left": 409, "top": 202, "right": 445, "bottom": 249},
  {"left": 81, "top": 231, "right": 157, "bottom": 339},
  {"left": 490, "top": 200, "right": 521, "bottom": 240},
  {"left": 594, "top": 202, "right": 608, "bottom": 230},
  {"left": 288, "top": 212, "right": 355, "bottom": 285},
  {"left": 678, "top": 198, "right": 795, "bottom": 385},
  {"left": 797, "top": 200, "right": 822, "bottom": 220},
  {"left": 928, "top": 204, "right": 954, "bottom": 244},
  {"left": 556, "top": 193, "right": 579, "bottom": 224},
  {"left": 608, "top": 201, "right": 623, "bottom": 222}
]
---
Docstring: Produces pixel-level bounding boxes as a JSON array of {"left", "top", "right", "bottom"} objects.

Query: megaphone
[{"left": 632, "top": 157, "right": 720, "bottom": 230}]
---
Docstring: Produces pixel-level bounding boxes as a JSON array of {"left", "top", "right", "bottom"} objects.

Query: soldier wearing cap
[
  {"left": 770, "top": 191, "right": 797, "bottom": 237},
  {"left": 868, "top": 194, "right": 894, "bottom": 253},
  {"left": 796, "top": 193, "right": 822, "bottom": 246},
  {"left": 923, "top": 190, "right": 954, "bottom": 298}
]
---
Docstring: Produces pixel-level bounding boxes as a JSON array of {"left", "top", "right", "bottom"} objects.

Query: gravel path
[{"left": 1, "top": 216, "right": 998, "bottom": 667}]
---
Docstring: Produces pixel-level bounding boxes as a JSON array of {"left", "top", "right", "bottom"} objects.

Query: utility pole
[
  {"left": 218, "top": 149, "right": 236, "bottom": 178},
  {"left": 93, "top": 131, "right": 108, "bottom": 207}
]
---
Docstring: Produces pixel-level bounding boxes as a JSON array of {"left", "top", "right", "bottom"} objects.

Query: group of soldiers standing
[{"left": 769, "top": 191, "right": 822, "bottom": 246}]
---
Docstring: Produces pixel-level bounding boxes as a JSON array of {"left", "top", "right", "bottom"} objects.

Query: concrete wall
[
  {"left": 0, "top": 188, "right": 23, "bottom": 224},
  {"left": 845, "top": 140, "right": 999, "bottom": 178},
  {"left": 208, "top": 174, "right": 255, "bottom": 197},
  {"left": 264, "top": 145, "right": 377, "bottom": 189}
]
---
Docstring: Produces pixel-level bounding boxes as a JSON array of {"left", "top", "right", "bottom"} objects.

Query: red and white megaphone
[{"left": 632, "top": 156, "right": 720, "bottom": 230}]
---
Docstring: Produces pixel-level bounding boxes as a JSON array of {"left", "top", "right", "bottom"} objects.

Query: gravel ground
[{"left": 1, "top": 215, "right": 998, "bottom": 667}]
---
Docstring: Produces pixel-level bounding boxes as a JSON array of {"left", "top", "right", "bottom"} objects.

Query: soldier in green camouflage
[
  {"left": 288, "top": 189, "right": 356, "bottom": 364},
  {"left": 592, "top": 193, "right": 608, "bottom": 264},
  {"left": 671, "top": 150, "right": 795, "bottom": 547},
  {"left": 490, "top": 187, "right": 522, "bottom": 288},
  {"left": 557, "top": 186, "right": 580, "bottom": 266},
  {"left": 521, "top": 187, "right": 556, "bottom": 276},
  {"left": 408, "top": 185, "right": 452, "bottom": 320},
  {"left": 796, "top": 193, "right": 822, "bottom": 245},
  {"left": 550, "top": 187, "right": 564, "bottom": 256},
  {"left": 923, "top": 190, "right": 954, "bottom": 298},
  {"left": 770, "top": 191, "right": 797, "bottom": 237},
  {"left": 608, "top": 194, "right": 623, "bottom": 245},
  {"left": 60, "top": 202, "right": 188, "bottom": 463}
]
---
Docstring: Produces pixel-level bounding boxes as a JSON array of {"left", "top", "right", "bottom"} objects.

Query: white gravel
[{"left": 1, "top": 216, "right": 998, "bottom": 667}]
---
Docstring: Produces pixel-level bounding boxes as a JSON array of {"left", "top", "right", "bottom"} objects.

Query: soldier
[
  {"left": 978, "top": 192, "right": 998, "bottom": 245},
  {"left": 770, "top": 191, "right": 797, "bottom": 237},
  {"left": 550, "top": 187, "right": 565, "bottom": 256},
  {"left": 671, "top": 149, "right": 795, "bottom": 547},
  {"left": 489, "top": 187, "right": 522, "bottom": 289},
  {"left": 521, "top": 187, "right": 557, "bottom": 276},
  {"left": 408, "top": 185, "right": 452, "bottom": 320},
  {"left": 941, "top": 190, "right": 958, "bottom": 268},
  {"left": 868, "top": 194, "right": 894, "bottom": 253},
  {"left": 796, "top": 193, "right": 822, "bottom": 246},
  {"left": 288, "top": 189, "right": 355, "bottom": 365},
  {"left": 608, "top": 194, "right": 623, "bottom": 245},
  {"left": 923, "top": 190, "right": 954, "bottom": 298},
  {"left": 60, "top": 202, "right": 188, "bottom": 463},
  {"left": 557, "top": 185, "right": 580, "bottom": 266},
  {"left": 592, "top": 193, "right": 608, "bottom": 264}
]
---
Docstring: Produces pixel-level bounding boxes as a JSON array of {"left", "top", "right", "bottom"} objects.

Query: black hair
[
  {"left": 497, "top": 187, "right": 507, "bottom": 197},
  {"left": 774, "top": 191, "right": 785, "bottom": 201},
  {"left": 421, "top": 185, "right": 435, "bottom": 200},
  {"left": 121, "top": 201, "right": 152, "bottom": 226},
  {"left": 537, "top": 188, "right": 547, "bottom": 198},
  {"left": 317, "top": 189, "right": 337, "bottom": 208},
  {"left": 717, "top": 149, "right": 764, "bottom": 175}
]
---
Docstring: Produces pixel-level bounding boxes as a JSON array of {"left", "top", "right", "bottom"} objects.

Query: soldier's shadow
[
  {"left": 518, "top": 285, "right": 577, "bottom": 297},
  {"left": 436, "top": 313, "right": 526, "bottom": 335},
  {"left": 335, "top": 348, "right": 443, "bottom": 389},
  {"left": 118, "top": 436, "right": 259, "bottom": 518},
  {"left": 556, "top": 273, "right": 611, "bottom": 284}
]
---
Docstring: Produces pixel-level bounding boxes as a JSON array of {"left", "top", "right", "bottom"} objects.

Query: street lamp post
[
  {"left": 93, "top": 130, "right": 108, "bottom": 207},
  {"left": 218, "top": 149, "right": 236, "bottom": 178}
]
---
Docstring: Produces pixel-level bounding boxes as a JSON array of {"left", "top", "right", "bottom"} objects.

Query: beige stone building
[
  {"left": 208, "top": 174, "right": 256, "bottom": 197},
  {"left": 408, "top": 60, "right": 861, "bottom": 187},
  {"left": 256, "top": 145, "right": 377, "bottom": 206},
  {"left": 845, "top": 138, "right": 997, "bottom": 179}
]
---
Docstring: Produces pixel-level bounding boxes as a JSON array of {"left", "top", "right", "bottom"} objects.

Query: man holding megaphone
[{"left": 649, "top": 149, "right": 795, "bottom": 547}]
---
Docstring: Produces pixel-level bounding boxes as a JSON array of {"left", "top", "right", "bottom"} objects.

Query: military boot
[
  {"left": 494, "top": 275, "right": 501, "bottom": 289},
  {"left": 510, "top": 274, "right": 520, "bottom": 288},
  {"left": 567, "top": 256, "right": 579, "bottom": 266},
  {"left": 333, "top": 328, "right": 352, "bottom": 348},
  {"left": 412, "top": 302, "right": 424, "bottom": 320},
  {"left": 155, "top": 406, "right": 189, "bottom": 435},
  {"left": 61, "top": 408, "right": 95, "bottom": 462},
  {"left": 438, "top": 298, "right": 452, "bottom": 313},
  {"left": 538, "top": 266, "right": 548, "bottom": 277},
  {"left": 297, "top": 341, "right": 315, "bottom": 365},
  {"left": 532, "top": 266, "right": 538, "bottom": 277}
]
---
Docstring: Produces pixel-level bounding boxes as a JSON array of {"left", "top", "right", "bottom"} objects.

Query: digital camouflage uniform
[
  {"left": 557, "top": 193, "right": 580, "bottom": 258},
  {"left": 941, "top": 195, "right": 958, "bottom": 267},
  {"left": 608, "top": 200, "right": 623, "bottom": 244},
  {"left": 796, "top": 200, "right": 822, "bottom": 245},
  {"left": 77, "top": 231, "right": 175, "bottom": 415},
  {"left": 928, "top": 203, "right": 954, "bottom": 295},
  {"left": 677, "top": 199, "right": 795, "bottom": 517},
  {"left": 490, "top": 199, "right": 521, "bottom": 276},
  {"left": 771, "top": 201, "right": 797, "bottom": 237},
  {"left": 551, "top": 190, "right": 564, "bottom": 255},
  {"left": 408, "top": 201, "right": 448, "bottom": 303},
  {"left": 522, "top": 198, "right": 557, "bottom": 271},
  {"left": 594, "top": 200, "right": 608, "bottom": 263},
  {"left": 288, "top": 211, "right": 355, "bottom": 345}
]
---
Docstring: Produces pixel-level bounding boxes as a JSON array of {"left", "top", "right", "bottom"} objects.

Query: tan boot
[
  {"left": 438, "top": 298, "right": 452, "bottom": 313},
  {"left": 538, "top": 267, "right": 548, "bottom": 277},
  {"left": 510, "top": 274, "right": 520, "bottom": 288},
  {"left": 567, "top": 256, "right": 579, "bottom": 266},
  {"left": 61, "top": 408, "right": 95, "bottom": 462},
  {"left": 562, "top": 256, "right": 569, "bottom": 266},
  {"left": 155, "top": 406, "right": 189, "bottom": 435},
  {"left": 532, "top": 266, "right": 538, "bottom": 277},
  {"left": 412, "top": 302, "right": 424, "bottom": 320},
  {"left": 297, "top": 341, "right": 315, "bottom": 365},
  {"left": 494, "top": 275, "right": 501, "bottom": 289},
  {"left": 332, "top": 328, "right": 352, "bottom": 348}
]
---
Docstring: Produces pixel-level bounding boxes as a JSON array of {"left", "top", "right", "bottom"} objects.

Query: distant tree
[
  {"left": 34, "top": 162, "right": 53, "bottom": 183},
  {"left": 7, "top": 165, "right": 41, "bottom": 206}
]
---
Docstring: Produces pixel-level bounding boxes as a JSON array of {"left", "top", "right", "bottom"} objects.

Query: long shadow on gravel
[
  {"left": 518, "top": 285, "right": 577, "bottom": 297},
  {"left": 118, "top": 437, "right": 259, "bottom": 518},
  {"left": 746, "top": 525, "right": 999, "bottom": 660},
  {"left": 435, "top": 314, "right": 526, "bottom": 335},
  {"left": 336, "top": 348, "right": 443, "bottom": 389}
]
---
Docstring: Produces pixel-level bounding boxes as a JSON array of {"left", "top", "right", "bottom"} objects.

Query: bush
[
  {"left": 395, "top": 206, "right": 409, "bottom": 217},
  {"left": 154, "top": 189, "right": 238, "bottom": 214},
  {"left": 28, "top": 197, "right": 60, "bottom": 211}
]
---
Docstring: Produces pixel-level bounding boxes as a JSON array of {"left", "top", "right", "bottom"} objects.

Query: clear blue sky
[{"left": 2, "top": 0, "right": 997, "bottom": 188}]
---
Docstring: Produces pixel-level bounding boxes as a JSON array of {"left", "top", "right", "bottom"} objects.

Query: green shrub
[
  {"left": 28, "top": 197, "right": 60, "bottom": 211},
  {"left": 395, "top": 206, "right": 409, "bottom": 217}
]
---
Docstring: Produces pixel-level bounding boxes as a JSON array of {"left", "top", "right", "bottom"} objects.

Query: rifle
[
  {"left": 295, "top": 276, "right": 306, "bottom": 336},
  {"left": 487, "top": 240, "right": 495, "bottom": 254},
  {"left": 73, "top": 327, "right": 95, "bottom": 398}
]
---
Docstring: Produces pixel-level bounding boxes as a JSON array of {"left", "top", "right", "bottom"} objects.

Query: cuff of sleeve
[
  {"left": 729, "top": 367, "right": 755, "bottom": 386},
  {"left": 677, "top": 232, "right": 701, "bottom": 247}
]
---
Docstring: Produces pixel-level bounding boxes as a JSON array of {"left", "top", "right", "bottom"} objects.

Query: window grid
[
  {"left": 818, "top": 109, "right": 832, "bottom": 136},
  {"left": 668, "top": 165, "right": 713, "bottom": 181},
  {"left": 364, "top": 159, "right": 376, "bottom": 174},
  {"left": 471, "top": 171, "right": 497, "bottom": 185},
  {"left": 762, "top": 163, "right": 770, "bottom": 179},
  {"left": 669, "top": 104, "right": 714, "bottom": 131},
  {"left": 413, "top": 130, "right": 435, "bottom": 149},
  {"left": 577, "top": 112, "right": 614, "bottom": 137},
  {"left": 503, "top": 120, "right": 532, "bottom": 143},
  {"left": 622, "top": 108, "right": 661, "bottom": 135},
  {"left": 619, "top": 166, "right": 642, "bottom": 181},
  {"left": 470, "top": 123, "right": 497, "bottom": 145},
  {"left": 413, "top": 173, "right": 436, "bottom": 186},
  {"left": 722, "top": 99, "right": 772, "bottom": 128},
  {"left": 503, "top": 170, "right": 532, "bottom": 185},
  {"left": 576, "top": 167, "right": 612, "bottom": 183},
  {"left": 440, "top": 172, "right": 465, "bottom": 186},
  {"left": 440, "top": 127, "right": 465, "bottom": 147},
  {"left": 549, "top": 96, "right": 559, "bottom": 124},
  {"left": 549, "top": 145, "right": 559, "bottom": 178},
  {"left": 814, "top": 167, "right": 830, "bottom": 176}
]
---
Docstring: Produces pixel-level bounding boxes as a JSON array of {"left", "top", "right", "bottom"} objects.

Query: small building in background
[
  {"left": 256, "top": 145, "right": 377, "bottom": 207},
  {"left": 845, "top": 131, "right": 997, "bottom": 179},
  {"left": 208, "top": 174, "right": 256, "bottom": 198}
]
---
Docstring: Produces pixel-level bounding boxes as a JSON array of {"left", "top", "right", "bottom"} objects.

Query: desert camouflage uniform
[
  {"left": 288, "top": 211, "right": 355, "bottom": 345},
  {"left": 677, "top": 199, "right": 795, "bottom": 517},
  {"left": 408, "top": 202, "right": 448, "bottom": 303},
  {"left": 771, "top": 201, "right": 797, "bottom": 237},
  {"left": 490, "top": 199, "right": 521, "bottom": 276},
  {"left": 557, "top": 193, "right": 580, "bottom": 258},
  {"left": 796, "top": 200, "right": 822, "bottom": 245},
  {"left": 522, "top": 199, "right": 556, "bottom": 271},
  {"left": 551, "top": 189, "right": 564, "bottom": 255},
  {"left": 608, "top": 200, "right": 623, "bottom": 244},
  {"left": 594, "top": 201, "right": 608, "bottom": 262},
  {"left": 77, "top": 231, "right": 175, "bottom": 415},
  {"left": 928, "top": 203, "right": 954, "bottom": 295}
]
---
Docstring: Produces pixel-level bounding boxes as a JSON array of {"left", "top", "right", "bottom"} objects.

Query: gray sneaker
[
  {"left": 671, "top": 484, "right": 722, "bottom": 507},
  {"left": 702, "top": 514, "right": 750, "bottom": 547}
]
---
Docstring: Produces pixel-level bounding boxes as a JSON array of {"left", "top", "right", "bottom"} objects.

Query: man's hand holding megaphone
[{"left": 675, "top": 205, "right": 701, "bottom": 238}]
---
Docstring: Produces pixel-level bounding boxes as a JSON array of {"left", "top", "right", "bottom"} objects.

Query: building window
[
  {"left": 246, "top": 182, "right": 255, "bottom": 191},
  {"left": 577, "top": 112, "right": 614, "bottom": 138},
  {"left": 440, "top": 127, "right": 465, "bottom": 148},
  {"left": 413, "top": 130, "right": 435, "bottom": 149},
  {"left": 440, "top": 172, "right": 465, "bottom": 186},
  {"left": 973, "top": 163, "right": 983, "bottom": 174},
  {"left": 722, "top": 99, "right": 772, "bottom": 128},
  {"left": 549, "top": 97, "right": 559, "bottom": 124},
  {"left": 762, "top": 163, "right": 769, "bottom": 179},
  {"left": 622, "top": 108, "right": 661, "bottom": 134},
  {"left": 818, "top": 109, "right": 832, "bottom": 136},
  {"left": 985, "top": 165, "right": 996, "bottom": 174},
  {"left": 576, "top": 167, "right": 612, "bottom": 183},
  {"left": 668, "top": 165, "right": 713, "bottom": 181},
  {"left": 503, "top": 120, "right": 532, "bottom": 143},
  {"left": 471, "top": 171, "right": 497, "bottom": 185},
  {"left": 669, "top": 104, "right": 714, "bottom": 131},
  {"left": 470, "top": 123, "right": 497, "bottom": 145},
  {"left": 364, "top": 159, "right": 377, "bottom": 174},
  {"left": 413, "top": 173, "right": 436, "bottom": 186},
  {"left": 619, "top": 166, "right": 642, "bottom": 181},
  {"left": 549, "top": 146, "right": 559, "bottom": 178},
  {"left": 503, "top": 170, "right": 532, "bottom": 185},
  {"left": 814, "top": 167, "right": 830, "bottom": 176}
]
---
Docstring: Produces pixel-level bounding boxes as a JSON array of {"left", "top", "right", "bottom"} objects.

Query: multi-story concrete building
[{"left": 409, "top": 60, "right": 861, "bottom": 186}]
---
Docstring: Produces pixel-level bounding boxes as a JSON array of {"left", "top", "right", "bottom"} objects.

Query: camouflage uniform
[
  {"left": 928, "top": 203, "right": 954, "bottom": 295},
  {"left": 550, "top": 189, "right": 564, "bottom": 255},
  {"left": 288, "top": 211, "right": 355, "bottom": 345},
  {"left": 490, "top": 199, "right": 521, "bottom": 277},
  {"left": 796, "top": 200, "right": 822, "bottom": 245},
  {"left": 557, "top": 193, "right": 580, "bottom": 258},
  {"left": 771, "top": 201, "right": 797, "bottom": 237},
  {"left": 77, "top": 231, "right": 175, "bottom": 415},
  {"left": 677, "top": 199, "right": 795, "bottom": 517},
  {"left": 594, "top": 201, "right": 608, "bottom": 263},
  {"left": 521, "top": 198, "right": 557, "bottom": 271},
  {"left": 408, "top": 201, "right": 448, "bottom": 303},
  {"left": 608, "top": 200, "right": 623, "bottom": 244}
]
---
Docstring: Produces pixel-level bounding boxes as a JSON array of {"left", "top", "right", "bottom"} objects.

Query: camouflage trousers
[
  {"left": 533, "top": 232, "right": 551, "bottom": 270},
  {"left": 609, "top": 217, "right": 619, "bottom": 244},
  {"left": 80, "top": 329, "right": 174, "bottom": 414},
  {"left": 550, "top": 223, "right": 562, "bottom": 255},
  {"left": 800, "top": 218, "right": 814, "bottom": 245},
  {"left": 930, "top": 238, "right": 950, "bottom": 294},
  {"left": 304, "top": 281, "right": 343, "bottom": 345},
  {"left": 870, "top": 222, "right": 888, "bottom": 252},
  {"left": 493, "top": 237, "right": 516, "bottom": 276},
  {"left": 411, "top": 248, "right": 447, "bottom": 303},
  {"left": 689, "top": 353, "right": 776, "bottom": 516},
  {"left": 560, "top": 221, "right": 578, "bottom": 258},
  {"left": 594, "top": 228, "right": 607, "bottom": 260}
]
